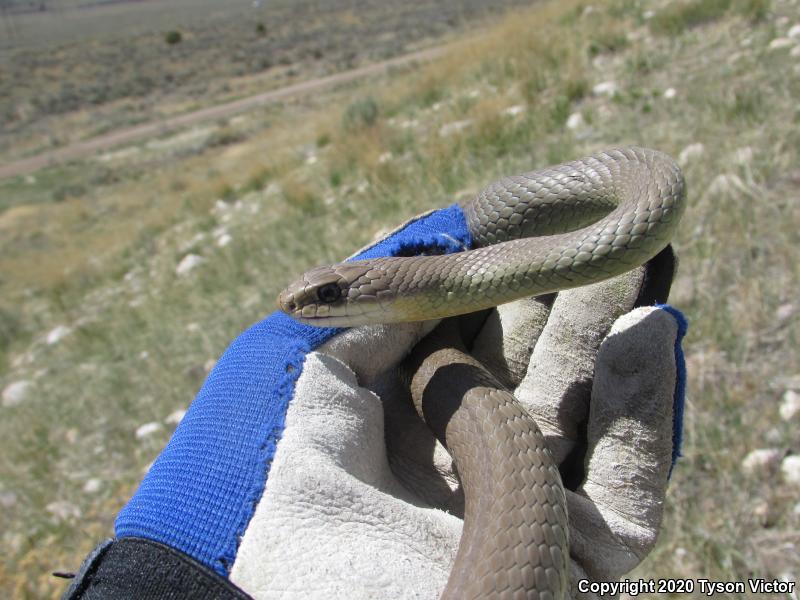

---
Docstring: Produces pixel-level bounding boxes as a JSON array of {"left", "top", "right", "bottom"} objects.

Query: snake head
[{"left": 277, "top": 262, "right": 389, "bottom": 327}]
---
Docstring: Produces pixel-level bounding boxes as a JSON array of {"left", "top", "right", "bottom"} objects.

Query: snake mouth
[
  {"left": 292, "top": 314, "right": 357, "bottom": 328},
  {"left": 290, "top": 304, "right": 391, "bottom": 328},
  {"left": 279, "top": 283, "right": 393, "bottom": 327}
]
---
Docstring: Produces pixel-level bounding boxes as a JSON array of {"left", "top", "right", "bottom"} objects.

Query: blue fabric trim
[
  {"left": 115, "top": 204, "right": 472, "bottom": 576},
  {"left": 655, "top": 304, "right": 688, "bottom": 478}
]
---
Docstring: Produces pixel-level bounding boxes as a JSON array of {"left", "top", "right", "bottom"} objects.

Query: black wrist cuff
[{"left": 61, "top": 537, "right": 253, "bottom": 600}]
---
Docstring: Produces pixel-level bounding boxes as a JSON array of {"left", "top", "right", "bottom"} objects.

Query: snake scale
[{"left": 278, "top": 147, "right": 686, "bottom": 599}]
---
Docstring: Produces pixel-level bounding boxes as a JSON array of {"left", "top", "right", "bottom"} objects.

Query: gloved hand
[{"left": 61, "top": 206, "right": 686, "bottom": 600}]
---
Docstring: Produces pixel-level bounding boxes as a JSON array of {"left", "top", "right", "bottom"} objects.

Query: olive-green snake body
[{"left": 278, "top": 146, "right": 686, "bottom": 599}]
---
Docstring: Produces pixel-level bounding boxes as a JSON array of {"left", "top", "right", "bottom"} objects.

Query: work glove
[{"left": 61, "top": 205, "right": 686, "bottom": 600}]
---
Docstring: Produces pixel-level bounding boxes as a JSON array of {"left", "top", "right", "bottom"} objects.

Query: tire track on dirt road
[{"left": 0, "top": 46, "right": 445, "bottom": 180}]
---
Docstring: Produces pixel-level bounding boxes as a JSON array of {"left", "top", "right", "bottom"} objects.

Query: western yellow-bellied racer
[{"left": 277, "top": 146, "right": 686, "bottom": 599}]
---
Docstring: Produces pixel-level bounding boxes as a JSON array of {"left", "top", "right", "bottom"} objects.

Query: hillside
[
  {"left": 1, "top": 0, "right": 799, "bottom": 597},
  {"left": 0, "top": 0, "right": 533, "bottom": 163}
]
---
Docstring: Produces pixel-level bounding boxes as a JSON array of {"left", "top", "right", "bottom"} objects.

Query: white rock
[
  {"left": 323, "top": 195, "right": 336, "bottom": 206},
  {"left": 765, "top": 427, "right": 783, "bottom": 444},
  {"left": 566, "top": 112, "right": 586, "bottom": 130},
  {"left": 782, "top": 455, "right": 800, "bottom": 485},
  {"left": 178, "top": 232, "right": 206, "bottom": 255},
  {"left": 213, "top": 199, "right": 230, "bottom": 214},
  {"left": 135, "top": 422, "right": 163, "bottom": 440},
  {"left": 439, "top": 119, "right": 472, "bottom": 137},
  {"left": 263, "top": 182, "right": 281, "bottom": 197},
  {"left": 378, "top": 152, "right": 393, "bottom": 164},
  {"left": 778, "top": 390, "right": 800, "bottom": 421},
  {"left": 46, "top": 325, "right": 71, "bottom": 345},
  {"left": 204, "top": 358, "right": 217, "bottom": 373},
  {"left": 707, "top": 173, "right": 747, "bottom": 196},
  {"left": 139, "top": 350, "right": 149, "bottom": 360},
  {"left": 781, "top": 390, "right": 800, "bottom": 421},
  {"left": 791, "top": 45, "right": 800, "bottom": 57},
  {"left": 0, "top": 491, "right": 17, "bottom": 508},
  {"left": 165, "top": 409, "right": 187, "bottom": 425},
  {"left": 789, "top": 24, "right": 800, "bottom": 39},
  {"left": 663, "top": 87, "right": 677, "bottom": 99},
  {"left": 5, "top": 532, "right": 24, "bottom": 554},
  {"left": 47, "top": 501, "right": 80, "bottom": 522},
  {"left": 305, "top": 154, "right": 318, "bottom": 166},
  {"left": 504, "top": 105, "right": 525, "bottom": 117},
  {"left": 777, "top": 303, "right": 795, "bottom": 323},
  {"left": 769, "top": 37, "right": 794, "bottom": 50},
  {"left": 83, "top": 478, "right": 102, "bottom": 494},
  {"left": 678, "top": 143, "right": 705, "bottom": 166},
  {"left": 728, "top": 51, "right": 743, "bottom": 65},
  {"left": 65, "top": 428, "right": 79, "bottom": 444},
  {"left": 753, "top": 501, "right": 770, "bottom": 520},
  {"left": 2, "top": 380, "right": 33, "bottom": 408},
  {"left": 216, "top": 233, "right": 233, "bottom": 247},
  {"left": 186, "top": 322, "right": 201, "bottom": 333},
  {"left": 742, "top": 448, "right": 782, "bottom": 475},
  {"left": 733, "top": 146, "right": 753, "bottom": 164},
  {"left": 793, "top": 502, "right": 800, "bottom": 517},
  {"left": 592, "top": 81, "right": 618, "bottom": 96},
  {"left": 642, "top": 9, "right": 655, "bottom": 20},
  {"left": 779, "top": 573, "right": 797, "bottom": 593},
  {"left": 176, "top": 254, "right": 204, "bottom": 276}
]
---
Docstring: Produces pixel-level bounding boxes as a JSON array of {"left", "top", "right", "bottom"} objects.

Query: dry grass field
[
  {"left": 0, "top": 0, "right": 532, "bottom": 163},
  {"left": 1, "top": 0, "right": 799, "bottom": 597}
]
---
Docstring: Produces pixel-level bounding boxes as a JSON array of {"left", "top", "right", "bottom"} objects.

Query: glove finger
[
  {"left": 515, "top": 246, "right": 676, "bottom": 466},
  {"left": 374, "top": 366, "right": 466, "bottom": 515},
  {"left": 320, "top": 321, "right": 438, "bottom": 386},
  {"left": 232, "top": 351, "right": 461, "bottom": 597},
  {"left": 568, "top": 306, "right": 683, "bottom": 580},
  {"left": 468, "top": 295, "right": 556, "bottom": 390}
]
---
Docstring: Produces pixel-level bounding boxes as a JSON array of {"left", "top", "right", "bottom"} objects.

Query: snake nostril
[{"left": 286, "top": 302, "right": 297, "bottom": 312}]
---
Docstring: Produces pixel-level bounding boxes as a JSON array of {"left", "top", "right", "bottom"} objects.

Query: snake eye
[{"left": 317, "top": 283, "right": 341, "bottom": 304}]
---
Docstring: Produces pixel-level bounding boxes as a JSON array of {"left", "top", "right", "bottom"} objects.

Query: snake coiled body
[
  {"left": 279, "top": 147, "right": 685, "bottom": 327},
  {"left": 278, "top": 146, "right": 686, "bottom": 599},
  {"left": 407, "top": 328, "right": 569, "bottom": 600}
]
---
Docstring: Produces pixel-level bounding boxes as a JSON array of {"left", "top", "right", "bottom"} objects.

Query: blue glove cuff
[
  {"left": 656, "top": 304, "right": 689, "bottom": 476},
  {"left": 115, "top": 205, "right": 471, "bottom": 576}
]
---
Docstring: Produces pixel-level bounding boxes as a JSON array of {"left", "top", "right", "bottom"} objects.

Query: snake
[{"left": 277, "top": 146, "right": 686, "bottom": 599}]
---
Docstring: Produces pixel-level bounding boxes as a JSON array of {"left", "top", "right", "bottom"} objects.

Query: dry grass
[
  {"left": 0, "top": 0, "right": 536, "bottom": 164},
  {"left": 1, "top": 0, "right": 799, "bottom": 597}
]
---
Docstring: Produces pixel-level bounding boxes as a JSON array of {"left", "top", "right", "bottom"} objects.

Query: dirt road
[{"left": 0, "top": 46, "right": 444, "bottom": 180}]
